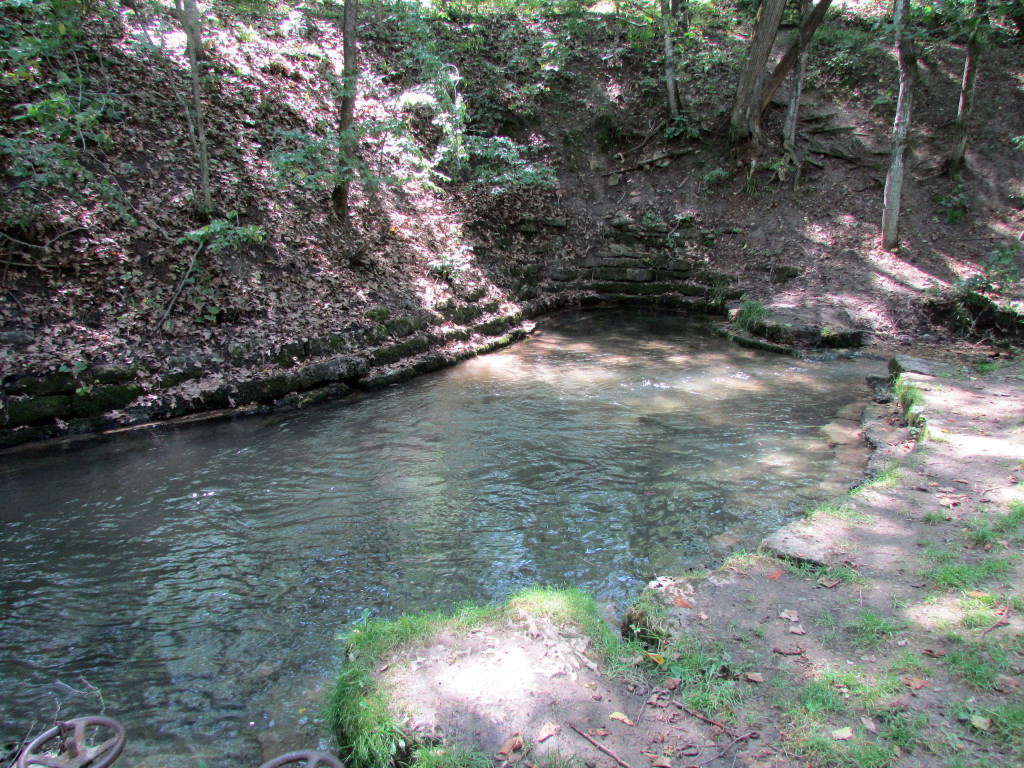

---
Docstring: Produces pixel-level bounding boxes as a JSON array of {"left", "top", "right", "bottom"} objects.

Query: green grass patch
[
  {"left": 806, "top": 501, "right": 872, "bottom": 524},
  {"left": 325, "top": 587, "right": 623, "bottom": 768},
  {"left": 850, "top": 463, "right": 905, "bottom": 495},
  {"left": 658, "top": 628, "right": 745, "bottom": 721},
  {"left": 944, "top": 634, "right": 1015, "bottom": 690},
  {"left": 922, "top": 510, "right": 948, "bottom": 525},
  {"left": 732, "top": 299, "right": 769, "bottom": 334},
  {"left": 781, "top": 665, "right": 906, "bottom": 767},
  {"left": 893, "top": 375, "right": 924, "bottom": 411},
  {"left": 845, "top": 610, "right": 904, "bottom": 648},
  {"left": 786, "top": 559, "right": 868, "bottom": 587},
  {"left": 927, "top": 558, "right": 1014, "bottom": 590},
  {"left": 956, "top": 702, "right": 1024, "bottom": 755}
]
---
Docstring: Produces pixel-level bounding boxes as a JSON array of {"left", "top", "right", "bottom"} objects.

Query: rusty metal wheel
[
  {"left": 17, "top": 716, "right": 126, "bottom": 768},
  {"left": 257, "top": 751, "right": 345, "bottom": 768}
]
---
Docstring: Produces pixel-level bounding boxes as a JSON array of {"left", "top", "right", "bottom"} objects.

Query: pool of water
[{"left": 0, "top": 308, "right": 879, "bottom": 767}]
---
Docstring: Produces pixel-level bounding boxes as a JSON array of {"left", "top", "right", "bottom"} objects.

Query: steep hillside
[{"left": 2, "top": 0, "right": 1023, "bottom": 446}]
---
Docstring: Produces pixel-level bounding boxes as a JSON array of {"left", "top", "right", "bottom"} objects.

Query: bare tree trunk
[
  {"left": 730, "top": 0, "right": 787, "bottom": 144},
  {"left": 782, "top": 0, "right": 811, "bottom": 149},
  {"left": 672, "top": 0, "right": 689, "bottom": 34},
  {"left": 947, "top": 0, "right": 988, "bottom": 175},
  {"left": 881, "top": 0, "right": 918, "bottom": 251},
  {"left": 331, "top": 0, "right": 358, "bottom": 223},
  {"left": 175, "top": 0, "right": 212, "bottom": 212},
  {"left": 783, "top": 0, "right": 812, "bottom": 188},
  {"left": 758, "top": 0, "right": 833, "bottom": 116},
  {"left": 662, "top": 0, "right": 679, "bottom": 118}
]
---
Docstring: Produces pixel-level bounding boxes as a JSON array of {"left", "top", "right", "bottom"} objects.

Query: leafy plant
[
  {"left": 178, "top": 212, "right": 265, "bottom": 255},
  {"left": 935, "top": 182, "right": 970, "bottom": 224},
  {"left": 702, "top": 167, "right": 729, "bottom": 188},
  {"left": 732, "top": 299, "right": 768, "bottom": 333}
]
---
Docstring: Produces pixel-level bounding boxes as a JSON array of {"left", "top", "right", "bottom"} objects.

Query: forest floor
[{"left": 361, "top": 356, "right": 1024, "bottom": 768}]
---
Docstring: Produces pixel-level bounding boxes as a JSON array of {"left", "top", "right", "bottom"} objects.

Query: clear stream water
[{"left": 0, "top": 309, "right": 879, "bottom": 767}]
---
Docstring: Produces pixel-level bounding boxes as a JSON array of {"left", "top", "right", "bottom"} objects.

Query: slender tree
[
  {"left": 946, "top": 0, "right": 989, "bottom": 174},
  {"left": 331, "top": 0, "right": 358, "bottom": 223},
  {"left": 729, "top": 0, "right": 787, "bottom": 144},
  {"left": 881, "top": 0, "right": 918, "bottom": 251},
  {"left": 174, "top": 0, "right": 212, "bottom": 212},
  {"left": 782, "top": 0, "right": 812, "bottom": 187},
  {"left": 661, "top": 0, "right": 680, "bottom": 118},
  {"left": 758, "top": 0, "right": 833, "bottom": 117}
]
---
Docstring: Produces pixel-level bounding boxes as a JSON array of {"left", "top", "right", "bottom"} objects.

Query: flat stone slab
[
  {"left": 763, "top": 518, "right": 841, "bottom": 565},
  {"left": 889, "top": 355, "right": 956, "bottom": 378}
]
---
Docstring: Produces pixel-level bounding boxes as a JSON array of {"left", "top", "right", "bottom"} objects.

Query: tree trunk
[
  {"left": 176, "top": 0, "right": 212, "bottom": 212},
  {"left": 947, "top": 0, "right": 988, "bottom": 175},
  {"left": 758, "top": 0, "right": 833, "bottom": 116},
  {"left": 332, "top": 0, "right": 358, "bottom": 223},
  {"left": 672, "top": 0, "right": 689, "bottom": 34},
  {"left": 782, "top": 0, "right": 812, "bottom": 152},
  {"left": 881, "top": 0, "right": 918, "bottom": 251},
  {"left": 729, "top": 0, "right": 788, "bottom": 144},
  {"left": 662, "top": 0, "right": 679, "bottom": 118}
]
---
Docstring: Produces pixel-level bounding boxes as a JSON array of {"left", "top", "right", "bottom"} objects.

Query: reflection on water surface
[{"left": 0, "top": 308, "right": 878, "bottom": 767}]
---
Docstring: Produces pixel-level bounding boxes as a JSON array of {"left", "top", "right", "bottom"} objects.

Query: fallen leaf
[
  {"left": 896, "top": 639, "right": 910, "bottom": 647},
  {"left": 861, "top": 717, "right": 878, "bottom": 734},
  {"left": 698, "top": 612, "right": 709, "bottom": 621},
  {"left": 995, "top": 675, "right": 1020, "bottom": 692},
  {"left": 610, "top": 712, "right": 636, "bottom": 727},
  {"left": 902, "top": 676, "right": 930, "bottom": 690},
  {"left": 789, "top": 624, "right": 807, "bottom": 635},
  {"left": 744, "top": 672, "right": 764, "bottom": 683},
  {"left": 537, "top": 723, "right": 560, "bottom": 743},
  {"left": 772, "top": 646, "right": 804, "bottom": 656},
  {"left": 779, "top": 609, "right": 799, "bottom": 622},
  {"left": 663, "top": 677, "right": 681, "bottom": 691},
  {"left": 497, "top": 733, "right": 524, "bottom": 757},
  {"left": 817, "top": 577, "right": 840, "bottom": 589},
  {"left": 673, "top": 597, "right": 693, "bottom": 609},
  {"left": 969, "top": 715, "right": 991, "bottom": 732},
  {"left": 645, "top": 652, "right": 666, "bottom": 665},
  {"left": 922, "top": 648, "right": 946, "bottom": 658},
  {"left": 650, "top": 757, "right": 672, "bottom": 768},
  {"left": 832, "top": 726, "right": 853, "bottom": 740},
  {"left": 968, "top": 591, "right": 988, "bottom": 599},
  {"left": 588, "top": 728, "right": 610, "bottom": 738},
  {"left": 766, "top": 569, "right": 784, "bottom": 581}
]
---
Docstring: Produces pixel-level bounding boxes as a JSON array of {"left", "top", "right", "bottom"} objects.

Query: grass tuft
[
  {"left": 927, "top": 558, "right": 1013, "bottom": 590},
  {"left": 732, "top": 299, "right": 768, "bottom": 334},
  {"left": 846, "top": 610, "right": 904, "bottom": 648}
]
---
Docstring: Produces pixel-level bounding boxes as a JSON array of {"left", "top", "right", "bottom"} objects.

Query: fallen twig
[
  {"left": 567, "top": 722, "right": 632, "bottom": 768},
  {"left": 602, "top": 147, "right": 695, "bottom": 176},
  {"left": 670, "top": 701, "right": 736, "bottom": 738},
  {"left": 155, "top": 241, "right": 204, "bottom": 333},
  {"left": 685, "top": 731, "right": 758, "bottom": 767},
  {"left": 980, "top": 606, "right": 1010, "bottom": 637}
]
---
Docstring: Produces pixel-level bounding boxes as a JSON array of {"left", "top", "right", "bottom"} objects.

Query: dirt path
[{"left": 368, "top": 356, "right": 1023, "bottom": 768}]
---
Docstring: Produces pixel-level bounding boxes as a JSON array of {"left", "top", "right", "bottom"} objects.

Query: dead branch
[
  {"left": 155, "top": 241, "right": 204, "bottom": 333},
  {"left": 670, "top": 701, "right": 737, "bottom": 738},
  {"left": 567, "top": 722, "right": 632, "bottom": 768},
  {"left": 980, "top": 606, "right": 1010, "bottom": 637},
  {"left": 602, "top": 147, "right": 695, "bottom": 176}
]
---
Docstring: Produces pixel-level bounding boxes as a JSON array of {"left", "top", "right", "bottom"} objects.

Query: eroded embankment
[{"left": 1, "top": 213, "right": 873, "bottom": 452}]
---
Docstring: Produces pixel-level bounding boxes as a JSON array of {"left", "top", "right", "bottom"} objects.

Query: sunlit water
[{"left": 0, "top": 309, "right": 879, "bottom": 767}]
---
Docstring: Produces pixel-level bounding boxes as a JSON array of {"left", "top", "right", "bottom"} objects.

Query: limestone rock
[
  {"left": 763, "top": 520, "right": 836, "bottom": 566},
  {"left": 889, "top": 355, "right": 956, "bottom": 378}
]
